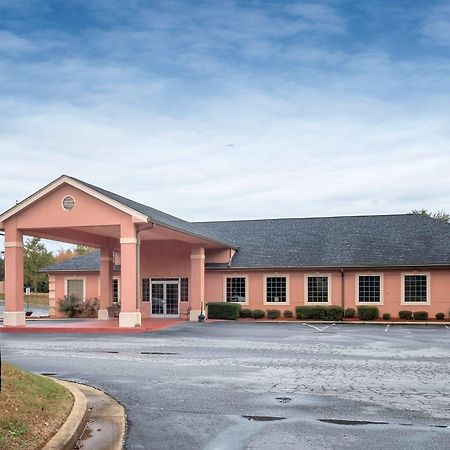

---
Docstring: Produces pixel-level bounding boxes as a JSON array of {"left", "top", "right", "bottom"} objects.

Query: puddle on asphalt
[
  {"left": 275, "top": 397, "right": 292, "bottom": 403},
  {"left": 318, "top": 419, "right": 448, "bottom": 429},
  {"left": 319, "top": 419, "right": 389, "bottom": 426},
  {"left": 140, "top": 351, "right": 178, "bottom": 355},
  {"left": 243, "top": 416, "right": 286, "bottom": 422}
]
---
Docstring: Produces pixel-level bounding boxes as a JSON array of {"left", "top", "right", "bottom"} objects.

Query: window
[
  {"left": 226, "top": 277, "right": 246, "bottom": 303},
  {"left": 180, "top": 278, "right": 189, "bottom": 302},
  {"left": 66, "top": 279, "right": 84, "bottom": 300},
  {"left": 142, "top": 278, "right": 150, "bottom": 302},
  {"left": 112, "top": 278, "right": 120, "bottom": 303},
  {"left": 142, "top": 278, "right": 187, "bottom": 302},
  {"left": 265, "top": 276, "right": 287, "bottom": 303},
  {"left": 404, "top": 275, "right": 428, "bottom": 303},
  {"left": 62, "top": 196, "right": 75, "bottom": 210},
  {"left": 358, "top": 275, "right": 381, "bottom": 303},
  {"left": 307, "top": 276, "right": 329, "bottom": 303}
]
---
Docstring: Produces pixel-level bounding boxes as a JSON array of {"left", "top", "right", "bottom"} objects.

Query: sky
[{"left": 0, "top": 0, "right": 450, "bottom": 251}]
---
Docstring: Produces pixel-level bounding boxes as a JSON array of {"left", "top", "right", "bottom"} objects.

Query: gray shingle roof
[
  {"left": 194, "top": 214, "right": 450, "bottom": 269},
  {"left": 67, "top": 176, "right": 238, "bottom": 248},
  {"left": 42, "top": 250, "right": 120, "bottom": 272},
  {"left": 43, "top": 214, "right": 450, "bottom": 272}
]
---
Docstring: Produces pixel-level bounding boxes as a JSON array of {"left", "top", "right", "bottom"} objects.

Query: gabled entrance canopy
[{"left": 0, "top": 175, "right": 237, "bottom": 327}]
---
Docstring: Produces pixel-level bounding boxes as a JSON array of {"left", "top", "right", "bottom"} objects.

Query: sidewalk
[{"left": 44, "top": 378, "right": 126, "bottom": 450}]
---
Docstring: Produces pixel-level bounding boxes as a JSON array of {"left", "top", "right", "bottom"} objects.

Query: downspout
[
  {"left": 227, "top": 248, "right": 233, "bottom": 268},
  {"left": 341, "top": 269, "right": 345, "bottom": 310},
  {"left": 135, "top": 222, "right": 155, "bottom": 310}
]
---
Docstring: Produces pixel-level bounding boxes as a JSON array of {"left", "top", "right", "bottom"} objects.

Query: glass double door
[{"left": 151, "top": 281, "right": 180, "bottom": 317}]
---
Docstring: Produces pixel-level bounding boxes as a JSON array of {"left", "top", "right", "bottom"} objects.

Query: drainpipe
[
  {"left": 341, "top": 269, "right": 345, "bottom": 309},
  {"left": 135, "top": 222, "right": 155, "bottom": 310},
  {"left": 227, "top": 248, "right": 233, "bottom": 268}
]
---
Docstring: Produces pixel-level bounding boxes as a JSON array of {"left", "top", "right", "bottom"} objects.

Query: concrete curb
[
  {"left": 43, "top": 378, "right": 88, "bottom": 450},
  {"left": 240, "top": 320, "right": 450, "bottom": 325},
  {"left": 75, "top": 383, "right": 127, "bottom": 450}
]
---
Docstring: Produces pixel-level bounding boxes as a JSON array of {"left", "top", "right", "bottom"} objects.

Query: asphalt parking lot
[{"left": 1, "top": 322, "right": 449, "bottom": 449}]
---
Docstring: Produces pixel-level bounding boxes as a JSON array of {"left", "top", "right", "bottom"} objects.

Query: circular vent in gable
[{"left": 62, "top": 196, "right": 75, "bottom": 211}]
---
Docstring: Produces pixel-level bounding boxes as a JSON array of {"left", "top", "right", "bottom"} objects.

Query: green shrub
[
  {"left": 252, "top": 309, "right": 266, "bottom": 319},
  {"left": 58, "top": 295, "right": 82, "bottom": 318},
  {"left": 266, "top": 309, "right": 281, "bottom": 320},
  {"left": 344, "top": 308, "right": 356, "bottom": 318},
  {"left": 240, "top": 308, "right": 253, "bottom": 318},
  {"left": 207, "top": 302, "right": 241, "bottom": 320},
  {"left": 413, "top": 311, "right": 428, "bottom": 321},
  {"left": 295, "top": 305, "right": 344, "bottom": 321},
  {"left": 382, "top": 312, "right": 391, "bottom": 321},
  {"left": 283, "top": 310, "right": 293, "bottom": 319},
  {"left": 435, "top": 312, "right": 445, "bottom": 320},
  {"left": 399, "top": 310, "right": 413, "bottom": 320},
  {"left": 357, "top": 306, "right": 379, "bottom": 321},
  {"left": 82, "top": 298, "right": 99, "bottom": 318}
]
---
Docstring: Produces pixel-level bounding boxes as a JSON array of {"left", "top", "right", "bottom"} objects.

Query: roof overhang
[{"left": 0, "top": 175, "right": 149, "bottom": 227}]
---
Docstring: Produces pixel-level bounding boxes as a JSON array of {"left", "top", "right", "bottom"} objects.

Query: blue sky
[{"left": 1, "top": 1, "right": 450, "bottom": 250}]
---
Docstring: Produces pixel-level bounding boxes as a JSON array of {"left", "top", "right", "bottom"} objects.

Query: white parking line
[
  {"left": 385, "top": 324, "right": 390, "bottom": 332},
  {"left": 302, "top": 323, "right": 336, "bottom": 332}
]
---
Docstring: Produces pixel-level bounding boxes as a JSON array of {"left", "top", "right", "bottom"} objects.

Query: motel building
[{"left": 1, "top": 175, "right": 450, "bottom": 327}]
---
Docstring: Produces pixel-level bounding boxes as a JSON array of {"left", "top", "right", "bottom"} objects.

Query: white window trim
[
  {"left": 64, "top": 276, "right": 86, "bottom": 301},
  {"left": 304, "top": 273, "right": 331, "bottom": 305},
  {"left": 355, "top": 273, "right": 384, "bottom": 305},
  {"left": 61, "top": 195, "right": 76, "bottom": 211},
  {"left": 401, "top": 272, "right": 430, "bottom": 305},
  {"left": 263, "top": 274, "right": 290, "bottom": 305},
  {"left": 223, "top": 274, "right": 249, "bottom": 305}
]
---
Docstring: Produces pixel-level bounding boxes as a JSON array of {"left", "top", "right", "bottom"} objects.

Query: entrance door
[{"left": 151, "top": 281, "right": 180, "bottom": 317}]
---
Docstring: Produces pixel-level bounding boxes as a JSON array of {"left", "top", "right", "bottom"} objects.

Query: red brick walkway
[{"left": 0, "top": 318, "right": 184, "bottom": 334}]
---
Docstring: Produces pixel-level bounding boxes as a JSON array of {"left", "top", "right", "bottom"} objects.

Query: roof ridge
[{"left": 194, "top": 213, "right": 415, "bottom": 224}]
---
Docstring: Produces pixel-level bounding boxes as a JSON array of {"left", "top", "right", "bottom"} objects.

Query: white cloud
[{"left": 0, "top": 0, "right": 449, "bottom": 257}]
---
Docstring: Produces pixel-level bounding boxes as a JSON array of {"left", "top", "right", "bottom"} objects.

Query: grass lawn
[
  {"left": 0, "top": 362, "right": 73, "bottom": 450},
  {"left": 0, "top": 292, "right": 49, "bottom": 307}
]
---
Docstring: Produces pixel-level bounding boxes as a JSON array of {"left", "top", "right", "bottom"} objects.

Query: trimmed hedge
[
  {"left": 283, "top": 310, "right": 293, "bottom": 319},
  {"left": 295, "top": 305, "right": 344, "bottom": 321},
  {"left": 240, "top": 308, "right": 253, "bottom": 318},
  {"left": 436, "top": 312, "right": 445, "bottom": 320},
  {"left": 207, "top": 302, "right": 241, "bottom": 320},
  {"left": 413, "top": 311, "right": 428, "bottom": 321},
  {"left": 357, "top": 306, "right": 379, "bottom": 321},
  {"left": 266, "top": 309, "right": 281, "bottom": 320},
  {"left": 344, "top": 308, "right": 356, "bottom": 318},
  {"left": 252, "top": 309, "right": 266, "bottom": 319},
  {"left": 399, "top": 310, "right": 413, "bottom": 320},
  {"left": 382, "top": 312, "right": 391, "bottom": 321}
]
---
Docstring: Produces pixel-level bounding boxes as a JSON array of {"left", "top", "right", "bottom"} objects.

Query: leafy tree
[
  {"left": 54, "top": 245, "right": 95, "bottom": 263},
  {"left": 54, "top": 247, "right": 75, "bottom": 263},
  {"left": 0, "top": 252, "right": 4, "bottom": 281},
  {"left": 74, "top": 245, "right": 95, "bottom": 255},
  {"left": 24, "top": 237, "right": 55, "bottom": 292},
  {"left": 412, "top": 209, "right": 450, "bottom": 223}
]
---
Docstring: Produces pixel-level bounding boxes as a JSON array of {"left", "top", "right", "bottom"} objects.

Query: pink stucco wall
[
  {"left": 205, "top": 268, "right": 450, "bottom": 318},
  {"left": 51, "top": 272, "right": 101, "bottom": 317},
  {"left": 52, "top": 264, "right": 450, "bottom": 319}
]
